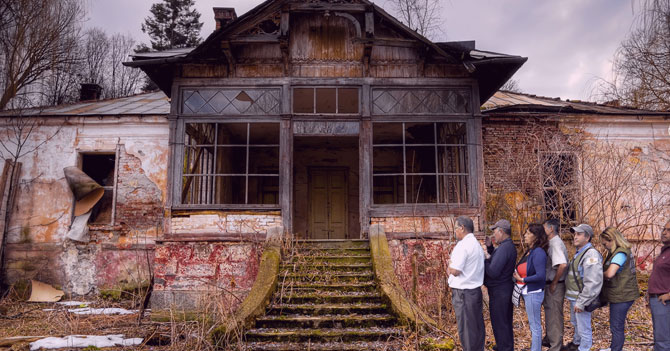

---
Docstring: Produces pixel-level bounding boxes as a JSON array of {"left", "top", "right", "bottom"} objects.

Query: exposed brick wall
[
  {"left": 114, "top": 147, "right": 163, "bottom": 231},
  {"left": 151, "top": 242, "right": 262, "bottom": 310}
]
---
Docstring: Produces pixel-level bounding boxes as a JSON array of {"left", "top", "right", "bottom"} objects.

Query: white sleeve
[
  {"left": 550, "top": 243, "right": 567, "bottom": 267},
  {"left": 450, "top": 242, "right": 466, "bottom": 271}
]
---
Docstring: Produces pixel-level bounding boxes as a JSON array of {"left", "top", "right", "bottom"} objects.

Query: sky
[{"left": 85, "top": 0, "right": 639, "bottom": 102}]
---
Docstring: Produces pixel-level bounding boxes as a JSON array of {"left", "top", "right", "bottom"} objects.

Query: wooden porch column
[
  {"left": 359, "top": 118, "right": 372, "bottom": 238},
  {"left": 280, "top": 116, "right": 293, "bottom": 234}
]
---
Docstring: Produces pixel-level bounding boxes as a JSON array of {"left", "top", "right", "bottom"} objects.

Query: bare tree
[
  {"left": 594, "top": 0, "right": 670, "bottom": 110},
  {"left": 83, "top": 28, "right": 110, "bottom": 87},
  {"left": 0, "top": 0, "right": 84, "bottom": 110},
  {"left": 106, "top": 34, "right": 144, "bottom": 99},
  {"left": 386, "top": 0, "right": 443, "bottom": 39},
  {"left": 500, "top": 79, "right": 523, "bottom": 93}
]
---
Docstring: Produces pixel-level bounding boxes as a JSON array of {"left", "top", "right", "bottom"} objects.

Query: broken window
[
  {"left": 372, "top": 122, "right": 469, "bottom": 205},
  {"left": 81, "top": 153, "right": 116, "bottom": 224},
  {"left": 293, "top": 87, "right": 359, "bottom": 114},
  {"left": 541, "top": 152, "right": 578, "bottom": 222},
  {"left": 181, "top": 122, "right": 280, "bottom": 206}
]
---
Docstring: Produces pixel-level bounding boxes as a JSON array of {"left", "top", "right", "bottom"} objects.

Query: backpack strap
[{"left": 571, "top": 247, "right": 593, "bottom": 292}]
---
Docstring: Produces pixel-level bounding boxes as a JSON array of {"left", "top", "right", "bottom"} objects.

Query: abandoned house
[{"left": 1, "top": 0, "right": 669, "bottom": 323}]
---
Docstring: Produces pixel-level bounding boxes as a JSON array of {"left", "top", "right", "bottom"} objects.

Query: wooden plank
[
  {"left": 293, "top": 121, "right": 359, "bottom": 136},
  {"left": 309, "top": 169, "right": 329, "bottom": 239},
  {"left": 359, "top": 119, "right": 372, "bottom": 237},
  {"left": 329, "top": 169, "right": 348, "bottom": 239},
  {"left": 158, "top": 233, "right": 267, "bottom": 243},
  {"left": 172, "top": 77, "right": 476, "bottom": 87},
  {"left": 289, "top": 3, "right": 367, "bottom": 12},
  {"left": 368, "top": 205, "right": 479, "bottom": 217}
]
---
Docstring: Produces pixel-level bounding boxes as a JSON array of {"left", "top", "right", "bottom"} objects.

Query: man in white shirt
[
  {"left": 448, "top": 215, "right": 486, "bottom": 351},
  {"left": 542, "top": 218, "right": 569, "bottom": 351}
]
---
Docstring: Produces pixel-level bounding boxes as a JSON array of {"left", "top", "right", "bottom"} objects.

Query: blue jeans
[
  {"left": 569, "top": 300, "right": 593, "bottom": 351},
  {"left": 650, "top": 296, "right": 670, "bottom": 351},
  {"left": 523, "top": 291, "right": 545, "bottom": 351},
  {"left": 609, "top": 300, "right": 634, "bottom": 351}
]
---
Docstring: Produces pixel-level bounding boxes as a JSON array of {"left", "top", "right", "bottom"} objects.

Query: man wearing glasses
[{"left": 448, "top": 216, "right": 486, "bottom": 351}]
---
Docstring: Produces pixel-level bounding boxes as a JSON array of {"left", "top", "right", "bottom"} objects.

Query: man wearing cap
[
  {"left": 564, "top": 224, "right": 603, "bottom": 351},
  {"left": 448, "top": 215, "right": 486, "bottom": 351},
  {"left": 542, "top": 218, "right": 569, "bottom": 351},
  {"left": 648, "top": 220, "right": 670, "bottom": 351},
  {"left": 484, "top": 219, "right": 517, "bottom": 351}
]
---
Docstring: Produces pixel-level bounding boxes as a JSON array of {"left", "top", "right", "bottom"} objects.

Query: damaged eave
[{"left": 469, "top": 56, "right": 528, "bottom": 105}]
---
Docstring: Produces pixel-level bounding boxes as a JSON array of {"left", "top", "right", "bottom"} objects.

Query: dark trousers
[
  {"left": 488, "top": 284, "right": 514, "bottom": 351},
  {"left": 452, "top": 287, "right": 486, "bottom": 351},
  {"left": 609, "top": 300, "right": 634, "bottom": 351}
]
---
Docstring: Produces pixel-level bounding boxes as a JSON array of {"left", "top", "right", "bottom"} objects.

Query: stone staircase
[{"left": 244, "top": 239, "right": 405, "bottom": 350}]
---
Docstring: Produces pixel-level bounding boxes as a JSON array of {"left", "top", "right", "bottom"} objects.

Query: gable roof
[{"left": 125, "top": 0, "right": 526, "bottom": 105}]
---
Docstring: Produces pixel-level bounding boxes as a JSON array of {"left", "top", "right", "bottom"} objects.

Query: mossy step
[
  {"left": 254, "top": 313, "right": 396, "bottom": 329},
  {"left": 245, "top": 327, "right": 403, "bottom": 343},
  {"left": 290, "top": 248, "right": 371, "bottom": 257},
  {"left": 266, "top": 303, "right": 388, "bottom": 316},
  {"left": 280, "top": 263, "right": 372, "bottom": 273},
  {"left": 289, "top": 256, "right": 372, "bottom": 264},
  {"left": 293, "top": 240, "right": 370, "bottom": 250},
  {"left": 279, "top": 292, "right": 381, "bottom": 304},
  {"left": 278, "top": 281, "right": 377, "bottom": 293},
  {"left": 280, "top": 271, "right": 374, "bottom": 283},
  {"left": 245, "top": 340, "right": 402, "bottom": 351}
]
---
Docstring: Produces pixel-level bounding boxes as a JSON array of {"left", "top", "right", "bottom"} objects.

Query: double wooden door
[{"left": 308, "top": 168, "right": 347, "bottom": 239}]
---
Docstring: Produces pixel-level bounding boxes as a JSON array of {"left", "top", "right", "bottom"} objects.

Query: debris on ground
[{"left": 29, "top": 334, "right": 142, "bottom": 350}]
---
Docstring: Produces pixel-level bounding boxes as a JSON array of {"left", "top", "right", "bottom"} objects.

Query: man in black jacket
[{"left": 484, "top": 219, "right": 518, "bottom": 351}]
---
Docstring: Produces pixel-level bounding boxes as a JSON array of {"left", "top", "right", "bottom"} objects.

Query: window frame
[
  {"left": 371, "top": 121, "right": 471, "bottom": 206},
  {"left": 175, "top": 118, "right": 282, "bottom": 210},
  {"left": 77, "top": 149, "right": 119, "bottom": 226},
  {"left": 539, "top": 151, "right": 580, "bottom": 223},
  {"left": 291, "top": 86, "right": 361, "bottom": 116}
]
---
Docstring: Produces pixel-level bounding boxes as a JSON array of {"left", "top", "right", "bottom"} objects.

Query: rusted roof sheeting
[
  {"left": 1, "top": 92, "right": 170, "bottom": 117},
  {"left": 483, "top": 91, "right": 670, "bottom": 116}
]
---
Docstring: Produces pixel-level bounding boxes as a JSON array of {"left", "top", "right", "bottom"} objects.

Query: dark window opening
[
  {"left": 293, "top": 87, "right": 359, "bottom": 114},
  {"left": 81, "top": 153, "right": 115, "bottom": 224},
  {"left": 541, "top": 152, "right": 577, "bottom": 222},
  {"left": 181, "top": 122, "right": 280, "bottom": 206},
  {"left": 372, "top": 122, "right": 469, "bottom": 205}
]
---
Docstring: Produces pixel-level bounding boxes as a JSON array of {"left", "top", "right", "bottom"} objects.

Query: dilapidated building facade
[{"left": 1, "top": 0, "right": 669, "bottom": 314}]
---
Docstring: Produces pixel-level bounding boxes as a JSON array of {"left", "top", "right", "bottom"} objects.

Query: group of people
[{"left": 447, "top": 216, "right": 670, "bottom": 351}]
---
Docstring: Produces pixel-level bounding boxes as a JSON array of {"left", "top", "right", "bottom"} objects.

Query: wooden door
[{"left": 309, "top": 168, "right": 347, "bottom": 239}]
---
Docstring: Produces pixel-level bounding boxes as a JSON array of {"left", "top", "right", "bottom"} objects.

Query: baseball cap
[
  {"left": 570, "top": 224, "right": 594, "bottom": 237},
  {"left": 489, "top": 219, "right": 511, "bottom": 231}
]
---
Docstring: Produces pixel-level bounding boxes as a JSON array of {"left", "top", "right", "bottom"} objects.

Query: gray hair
[
  {"left": 456, "top": 216, "right": 474, "bottom": 234},
  {"left": 544, "top": 218, "right": 560, "bottom": 235}
]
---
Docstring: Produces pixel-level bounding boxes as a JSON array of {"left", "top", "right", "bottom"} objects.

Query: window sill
[{"left": 369, "top": 205, "right": 479, "bottom": 217}]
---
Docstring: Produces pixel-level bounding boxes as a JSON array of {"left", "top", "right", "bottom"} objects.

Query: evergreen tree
[{"left": 141, "top": 0, "right": 203, "bottom": 51}]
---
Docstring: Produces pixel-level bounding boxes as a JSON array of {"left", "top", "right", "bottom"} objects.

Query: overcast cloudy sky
[{"left": 86, "top": 0, "right": 639, "bottom": 102}]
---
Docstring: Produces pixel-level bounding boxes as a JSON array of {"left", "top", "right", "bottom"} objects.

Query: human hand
[
  {"left": 484, "top": 252, "right": 491, "bottom": 260},
  {"left": 660, "top": 293, "right": 670, "bottom": 305},
  {"left": 574, "top": 305, "right": 583, "bottom": 313},
  {"left": 485, "top": 236, "right": 492, "bottom": 247},
  {"left": 549, "top": 282, "right": 557, "bottom": 294},
  {"left": 512, "top": 271, "right": 521, "bottom": 281}
]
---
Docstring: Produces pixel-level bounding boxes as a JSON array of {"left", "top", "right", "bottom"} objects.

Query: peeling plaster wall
[
  {"left": 171, "top": 213, "right": 281, "bottom": 235},
  {"left": 1, "top": 116, "right": 168, "bottom": 294}
]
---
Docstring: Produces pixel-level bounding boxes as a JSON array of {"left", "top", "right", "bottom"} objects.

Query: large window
[
  {"left": 181, "top": 122, "right": 279, "bottom": 206},
  {"left": 372, "top": 122, "right": 469, "bottom": 205}
]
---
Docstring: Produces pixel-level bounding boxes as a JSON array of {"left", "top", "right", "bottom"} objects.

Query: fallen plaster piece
[
  {"left": 55, "top": 301, "right": 88, "bottom": 307},
  {"left": 67, "top": 307, "right": 137, "bottom": 315},
  {"left": 27, "top": 280, "right": 64, "bottom": 302},
  {"left": 29, "top": 335, "right": 142, "bottom": 350}
]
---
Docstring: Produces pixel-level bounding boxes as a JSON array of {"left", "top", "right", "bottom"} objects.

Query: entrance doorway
[{"left": 293, "top": 136, "right": 359, "bottom": 239}]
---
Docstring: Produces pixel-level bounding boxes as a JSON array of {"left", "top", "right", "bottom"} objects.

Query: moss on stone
[
  {"left": 420, "top": 337, "right": 456, "bottom": 350},
  {"left": 369, "top": 224, "right": 437, "bottom": 331},
  {"left": 210, "top": 243, "right": 281, "bottom": 345}
]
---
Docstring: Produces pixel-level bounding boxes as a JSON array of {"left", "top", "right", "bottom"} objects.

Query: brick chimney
[
  {"left": 214, "top": 7, "right": 237, "bottom": 30},
  {"left": 80, "top": 83, "right": 102, "bottom": 101}
]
